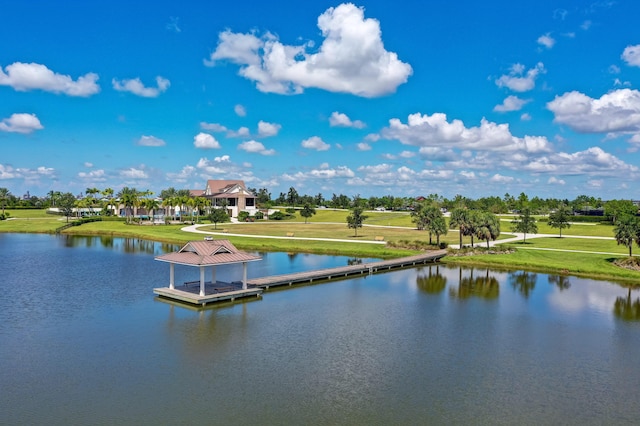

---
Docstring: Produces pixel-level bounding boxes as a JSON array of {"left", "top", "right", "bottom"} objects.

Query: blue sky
[{"left": 2, "top": 0, "right": 640, "bottom": 200}]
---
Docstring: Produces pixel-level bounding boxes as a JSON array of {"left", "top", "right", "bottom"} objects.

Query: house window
[
  {"left": 228, "top": 198, "right": 236, "bottom": 206},
  {"left": 246, "top": 198, "right": 255, "bottom": 207}
]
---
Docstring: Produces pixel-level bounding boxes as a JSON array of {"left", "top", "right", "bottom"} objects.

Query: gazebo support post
[
  {"left": 242, "top": 262, "right": 248, "bottom": 290},
  {"left": 169, "top": 263, "right": 175, "bottom": 290},
  {"left": 199, "top": 266, "right": 205, "bottom": 296}
]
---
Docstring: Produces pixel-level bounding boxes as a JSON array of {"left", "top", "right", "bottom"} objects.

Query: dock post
[
  {"left": 242, "top": 262, "right": 248, "bottom": 290},
  {"left": 170, "top": 263, "right": 175, "bottom": 290},
  {"left": 199, "top": 266, "right": 205, "bottom": 296}
]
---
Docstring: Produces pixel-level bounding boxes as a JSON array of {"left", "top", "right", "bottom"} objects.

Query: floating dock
[{"left": 154, "top": 249, "right": 446, "bottom": 306}]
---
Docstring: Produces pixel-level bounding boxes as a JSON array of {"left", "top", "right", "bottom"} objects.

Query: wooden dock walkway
[
  {"left": 154, "top": 250, "right": 446, "bottom": 307},
  {"left": 247, "top": 249, "right": 447, "bottom": 289}
]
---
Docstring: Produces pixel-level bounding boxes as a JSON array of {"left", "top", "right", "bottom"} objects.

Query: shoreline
[{"left": 2, "top": 213, "right": 640, "bottom": 285}]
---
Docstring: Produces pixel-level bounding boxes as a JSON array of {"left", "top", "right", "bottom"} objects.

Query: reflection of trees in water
[
  {"left": 509, "top": 271, "right": 537, "bottom": 299},
  {"left": 614, "top": 288, "right": 640, "bottom": 322},
  {"left": 449, "top": 267, "right": 499, "bottom": 300},
  {"left": 416, "top": 265, "right": 447, "bottom": 294},
  {"left": 548, "top": 274, "right": 571, "bottom": 291},
  {"left": 347, "top": 258, "right": 363, "bottom": 266}
]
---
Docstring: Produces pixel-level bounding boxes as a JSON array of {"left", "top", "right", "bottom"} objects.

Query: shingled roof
[{"left": 155, "top": 239, "right": 261, "bottom": 266}]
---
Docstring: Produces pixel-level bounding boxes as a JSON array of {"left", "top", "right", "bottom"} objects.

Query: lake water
[{"left": 1, "top": 233, "right": 639, "bottom": 425}]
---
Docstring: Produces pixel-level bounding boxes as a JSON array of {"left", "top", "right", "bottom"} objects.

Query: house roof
[{"left": 155, "top": 239, "right": 262, "bottom": 267}]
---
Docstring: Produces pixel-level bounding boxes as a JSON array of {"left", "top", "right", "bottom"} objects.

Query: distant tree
[
  {"left": 429, "top": 215, "right": 448, "bottom": 246},
  {"left": 346, "top": 206, "right": 368, "bottom": 237},
  {"left": 511, "top": 207, "right": 538, "bottom": 243},
  {"left": 299, "top": 203, "right": 316, "bottom": 224},
  {"left": 449, "top": 208, "right": 470, "bottom": 248},
  {"left": 209, "top": 208, "right": 229, "bottom": 229},
  {"left": 58, "top": 192, "right": 76, "bottom": 223},
  {"left": 143, "top": 198, "right": 160, "bottom": 223},
  {"left": 475, "top": 211, "right": 501, "bottom": 248},
  {"left": 548, "top": 204, "right": 572, "bottom": 238},
  {"left": 118, "top": 187, "right": 140, "bottom": 224},
  {"left": 614, "top": 215, "right": 639, "bottom": 257},
  {"left": 604, "top": 199, "right": 638, "bottom": 224},
  {"left": 0, "top": 187, "right": 11, "bottom": 216},
  {"left": 287, "top": 187, "right": 299, "bottom": 207}
]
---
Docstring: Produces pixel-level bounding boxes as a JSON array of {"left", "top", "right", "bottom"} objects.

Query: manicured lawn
[
  {"left": 499, "top": 217, "right": 614, "bottom": 237},
  {"left": 200, "top": 221, "right": 458, "bottom": 244},
  {"left": 504, "top": 237, "right": 625, "bottom": 255},
  {"left": 0, "top": 210, "right": 65, "bottom": 233},
  {"left": 444, "top": 249, "right": 640, "bottom": 283}
]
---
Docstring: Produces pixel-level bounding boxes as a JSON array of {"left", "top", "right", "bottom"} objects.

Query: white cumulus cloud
[
  {"left": 0, "top": 62, "right": 99, "bottom": 96},
  {"left": 622, "top": 44, "right": 640, "bottom": 67},
  {"left": 193, "top": 132, "right": 221, "bottom": 149},
  {"left": 0, "top": 113, "right": 43, "bottom": 134},
  {"left": 329, "top": 111, "right": 366, "bottom": 128},
  {"left": 301, "top": 136, "right": 331, "bottom": 151},
  {"left": 200, "top": 122, "right": 228, "bottom": 132},
  {"left": 494, "top": 95, "right": 530, "bottom": 112},
  {"left": 238, "top": 140, "right": 276, "bottom": 155},
  {"left": 136, "top": 135, "right": 166, "bottom": 147},
  {"left": 234, "top": 104, "right": 247, "bottom": 117},
  {"left": 381, "top": 112, "right": 553, "bottom": 153},
  {"left": 205, "top": 3, "right": 412, "bottom": 97},
  {"left": 120, "top": 167, "right": 148, "bottom": 179},
  {"left": 495, "top": 62, "right": 545, "bottom": 92},
  {"left": 112, "top": 76, "right": 170, "bottom": 97},
  {"left": 537, "top": 33, "right": 556, "bottom": 49},
  {"left": 547, "top": 89, "right": 640, "bottom": 136},
  {"left": 257, "top": 121, "right": 281, "bottom": 137}
]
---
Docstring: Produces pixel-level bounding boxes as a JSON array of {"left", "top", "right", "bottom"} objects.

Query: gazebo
[{"left": 154, "top": 239, "right": 262, "bottom": 304}]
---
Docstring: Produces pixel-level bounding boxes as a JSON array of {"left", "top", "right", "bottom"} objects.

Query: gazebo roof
[{"left": 155, "top": 239, "right": 261, "bottom": 267}]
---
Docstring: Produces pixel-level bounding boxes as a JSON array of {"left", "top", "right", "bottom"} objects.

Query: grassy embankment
[{"left": 2, "top": 209, "right": 640, "bottom": 282}]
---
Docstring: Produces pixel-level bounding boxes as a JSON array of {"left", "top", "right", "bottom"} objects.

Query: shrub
[
  {"left": 254, "top": 211, "right": 264, "bottom": 220},
  {"left": 237, "top": 211, "right": 250, "bottom": 222},
  {"left": 270, "top": 211, "right": 285, "bottom": 220}
]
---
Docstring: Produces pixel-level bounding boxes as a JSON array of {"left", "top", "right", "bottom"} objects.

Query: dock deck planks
[{"left": 247, "top": 250, "right": 447, "bottom": 289}]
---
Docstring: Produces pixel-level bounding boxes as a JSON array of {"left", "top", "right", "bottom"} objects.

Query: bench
[
  {"left": 374, "top": 236, "right": 385, "bottom": 241},
  {"left": 286, "top": 232, "right": 295, "bottom": 237},
  {"left": 184, "top": 280, "right": 201, "bottom": 287}
]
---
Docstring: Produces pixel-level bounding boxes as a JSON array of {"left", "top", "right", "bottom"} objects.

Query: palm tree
[
  {"left": 144, "top": 198, "right": 160, "bottom": 223},
  {"left": 101, "top": 188, "right": 114, "bottom": 215},
  {"left": 0, "top": 187, "right": 11, "bottom": 216},
  {"left": 161, "top": 196, "right": 176, "bottom": 221},
  {"left": 475, "top": 212, "right": 501, "bottom": 248},
  {"left": 118, "top": 187, "right": 139, "bottom": 224},
  {"left": 614, "top": 215, "right": 639, "bottom": 257},
  {"left": 449, "top": 208, "right": 470, "bottom": 248},
  {"left": 429, "top": 216, "right": 448, "bottom": 246},
  {"left": 193, "top": 196, "right": 209, "bottom": 223}
]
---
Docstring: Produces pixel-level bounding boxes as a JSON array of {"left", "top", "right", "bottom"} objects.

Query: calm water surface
[{"left": 1, "top": 233, "right": 639, "bottom": 425}]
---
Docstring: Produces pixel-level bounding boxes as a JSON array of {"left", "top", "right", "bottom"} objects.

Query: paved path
[{"left": 181, "top": 224, "right": 387, "bottom": 245}]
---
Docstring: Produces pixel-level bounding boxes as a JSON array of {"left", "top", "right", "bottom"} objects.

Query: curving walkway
[{"left": 180, "top": 224, "right": 387, "bottom": 245}]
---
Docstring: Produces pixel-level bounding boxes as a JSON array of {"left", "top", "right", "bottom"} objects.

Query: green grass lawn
[
  {"left": 504, "top": 236, "right": 624, "bottom": 254},
  {"left": 0, "top": 209, "right": 66, "bottom": 233},
  {"left": 444, "top": 249, "right": 640, "bottom": 283}
]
